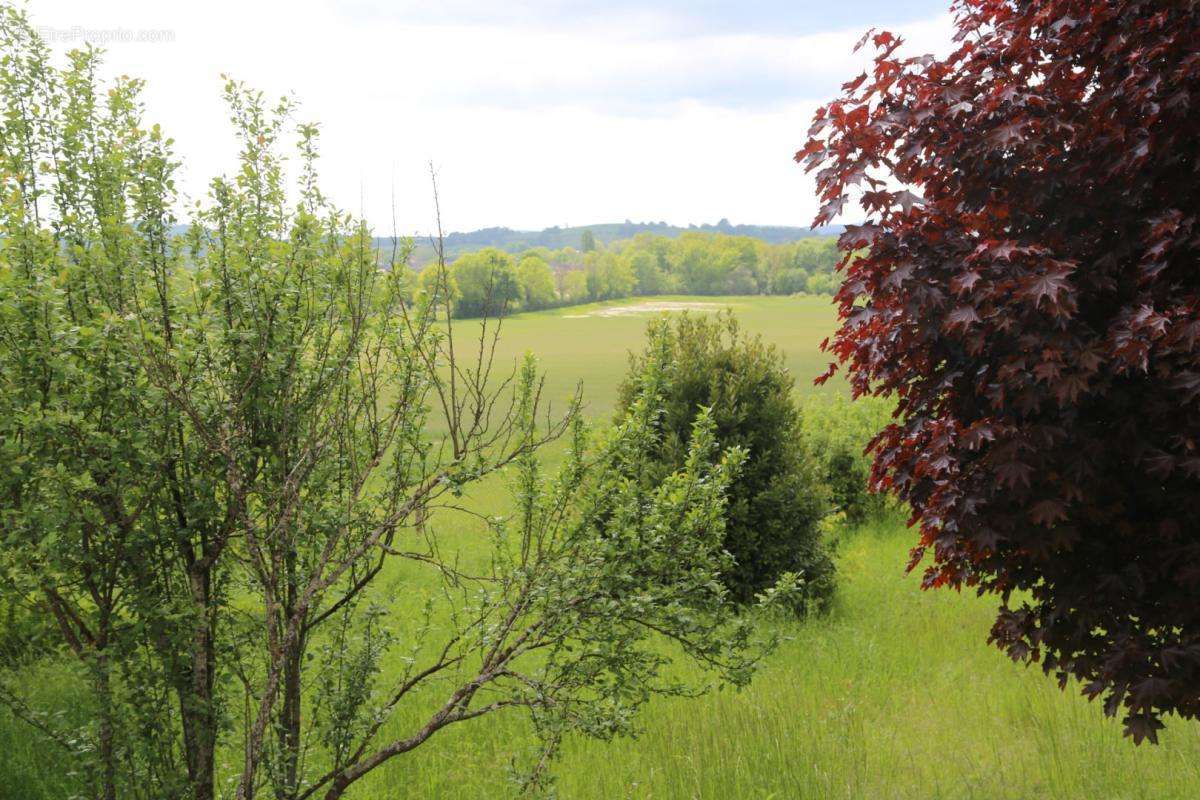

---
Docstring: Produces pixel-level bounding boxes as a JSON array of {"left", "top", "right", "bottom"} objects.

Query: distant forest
[
  {"left": 399, "top": 230, "right": 845, "bottom": 319},
  {"left": 390, "top": 219, "right": 844, "bottom": 266}
]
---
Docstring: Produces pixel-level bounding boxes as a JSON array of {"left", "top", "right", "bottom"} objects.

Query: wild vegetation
[
  {"left": 800, "top": 394, "right": 894, "bottom": 526},
  {"left": 397, "top": 218, "right": 841, "bottom": 265},
  {"left": 9, "top": 291, "right": 1200, "bottom": 800},
  {"left": 2, "top": 0, "right": 1200, "bottom": 798},
  {"left": 0, "top": 10, "right": 785, "bottom": 798}
]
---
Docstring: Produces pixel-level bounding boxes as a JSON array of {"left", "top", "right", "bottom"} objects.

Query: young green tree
[
  {"left": 0, "top": 26, "right": 182, "bottom": 796},
  {"left": 418, "top": 259, "right": 459, "bottom": 307},
  {"left": 666, "top": 233, "right": 762, "bottom": 295},
  {"left": 769, "top": 267, "right": 809, "bottom": 295},
  {"left": 559, "top": 268, "right": 589, "bottom": 304},
  {"left": 0, "top": 10, "right": 778, "bottom": 799},
  {"left": 582, "top": 250, "right": 635, "bottom": 301},
  {"left": 616, "top": 311, "right": 835, "bottom": 613},
  {"left": 804, "top": 271, "right": 836, "bottom": 295}
]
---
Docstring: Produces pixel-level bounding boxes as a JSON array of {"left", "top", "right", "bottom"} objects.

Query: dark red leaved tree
[{"left": 801, "top": 0, "right": 1200, "bottom": 742}]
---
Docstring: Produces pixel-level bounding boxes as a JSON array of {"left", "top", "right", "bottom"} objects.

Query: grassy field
[
  {"left": 459, "top": 294, "right": 845, "bottom": 419},
  {"left": 4, "top": 294, "right": 1200, "bottom": 799},
  {"left": 362, "top": 520, "right": 1200, "bottom": 800}
]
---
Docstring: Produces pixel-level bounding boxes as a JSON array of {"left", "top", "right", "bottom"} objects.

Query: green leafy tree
[
  {"left": 389, "top": 263, "right": 418, "bottom": 302},
  {"left": 415, "top": 230, "right": 841, "bottom": 307},
  {"left": 0, "top": 18, "right": 224, "bottom": 796},
  {"left": 516, "top": 254, "right": 556, "bottom": 309},
  {"left": 559, "top": 268, "right": 589, "bottom": 303},
  {"left": 805, "top": 272, "right": 836, "bottom": 295},
  {"left": 668, "top": 233, "right": 727, "bottom": 294},
  {"left": 418, "top": 259, "right": 459, "bottom": 306},
  {"left": 803, "top": 238, "right": 839, "bottom": 267},
  {"left": 449, "top": 247, "right": 520, "bottom": 317},
  {"left": 0, "top": 11, "right": 777, "bottom": 799},
  {"left": 582, "top": 251, "right": 635, "bottom": 301},
  {"left": 580, "top": 228, "right": 597, "bottom": 252},
  {"left": 616, "top": 311, "right": 834, "bottom": 613},
  {"left": 666, "top": 233, "right": 762, "bottom": 295},
  {"left": 624, "top": 249, "right": 670, "bottom": 295},
  {"left": 770, "top": 268, "right": 809, "bottom": 295}
]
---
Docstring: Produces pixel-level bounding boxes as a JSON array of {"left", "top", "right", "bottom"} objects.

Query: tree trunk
[
  {"left": 276, "top": 639, "right": 303, "bottom": 800},
  {"left": 95, "top": 645, "right": 117, "bottom": 800},
  {"left": 179, "top": 565, "right": 217, "bottom": 800}
]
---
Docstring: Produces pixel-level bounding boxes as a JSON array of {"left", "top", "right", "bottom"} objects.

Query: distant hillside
[{"left": 388, "top": 220, "right": 843, "bottom": 266}]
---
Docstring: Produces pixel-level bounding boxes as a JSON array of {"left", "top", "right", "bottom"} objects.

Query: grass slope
[
  {"left": 338, "top": 520, "right": 1200, "bottom": 800},
  {"left": 3, "top": 295, "right": 1199, "bottom": 799},
  {"left": 457, "top": 294, "right": 844, "bottom": 420},
  {"left": 550, "top": 520, "right": 1200, "bottom": 800}
]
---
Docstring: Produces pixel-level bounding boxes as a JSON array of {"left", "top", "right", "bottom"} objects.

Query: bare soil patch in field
[{"left": 564, "top": 301, "right": 723, "bottom": 318}]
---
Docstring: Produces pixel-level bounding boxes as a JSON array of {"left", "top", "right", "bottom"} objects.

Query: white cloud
[{"left": 27, "top": 0, "right": 954, "bottom": 233}]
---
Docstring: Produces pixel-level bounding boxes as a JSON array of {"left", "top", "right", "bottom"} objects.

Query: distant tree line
[
  {"left": 412, "top": 231, "right": 843, "bottom": 318},
  {"left": 395, "top": 218, "right": 844, "bottom": 263}
]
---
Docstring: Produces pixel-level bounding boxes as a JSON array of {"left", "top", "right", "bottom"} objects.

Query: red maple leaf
[
  {"left": 945, "top": 305, "right": 981, "bottom": 331},
  {"left": 991, "top": 121, "right": 1025, "bottom": 146},
  {"left": 1025, "top": 265, "right": 1074, "bottom": 307},
  {"left": 1029, "top": 499, "right": 1069, "bottom": 526}
]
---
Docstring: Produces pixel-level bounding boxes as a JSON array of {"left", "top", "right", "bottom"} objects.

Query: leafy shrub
[
  {"left": 802, "top": 0, "right": 1200, "bottom": 741},
  {"left": 769, "top": 267, "right": 809, "bottom": 296},
  {"left": 800, "top": 395, "right": 894, "bottom": 525},
  {"left": 0, "top": 595, "right": 56, "bottom": 668},
  {"left": 616, "top": 311, "right": 834, "bottom": 614}
]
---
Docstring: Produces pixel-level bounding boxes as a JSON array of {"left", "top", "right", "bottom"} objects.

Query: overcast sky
[{"left": 30, "top": 0, "right": 954, "bottom": 234}]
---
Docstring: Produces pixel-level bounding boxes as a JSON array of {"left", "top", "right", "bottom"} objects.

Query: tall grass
[
  {"left": 547, "top": 518, "right": 1200, "bottom": 799},
  {"left": 4, "top": 296, "right": 1199, "bottom": 798},
  {"left": 8, "top": 516, "right": 1199, "bottom": 798}
]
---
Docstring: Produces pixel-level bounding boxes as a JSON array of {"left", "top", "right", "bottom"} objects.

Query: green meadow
[
  {"left": 4, "top": 295, "right": 1200, "bottom": 799},
  {"left": 456, "top": 294, "right": 844, "bottom": 419}
]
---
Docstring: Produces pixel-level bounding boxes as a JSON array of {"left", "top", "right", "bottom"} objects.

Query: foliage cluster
[
  {"left": 400, "top": 219, "right": 842, "bottom": 265},
  {"left": 802, "top": 0, "right": 1200, "bottom": 741},
  {"left": 800, "top": 395, "right": 894, "bottom": 526},
  {"left": 616, "top": 312, "right": 835, "bottom": 615}
]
